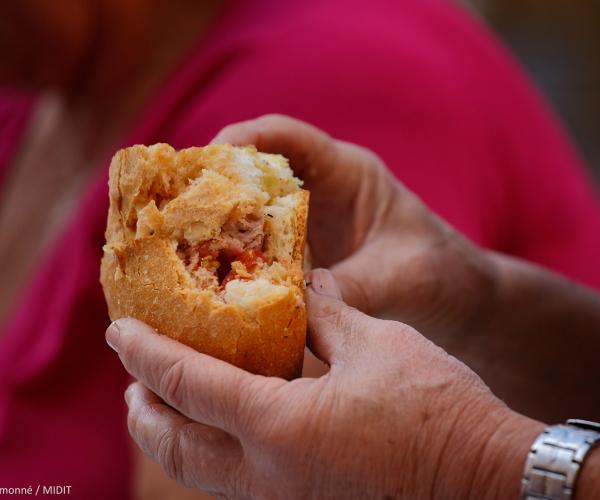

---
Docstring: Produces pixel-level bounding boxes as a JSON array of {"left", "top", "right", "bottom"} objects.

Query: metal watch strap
[{"left": 521, "top": 419, "right": 600, "bottom": 500}]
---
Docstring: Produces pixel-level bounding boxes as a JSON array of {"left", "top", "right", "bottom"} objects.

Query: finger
[
  {"left": 211, "top": 114, "right": 334, "bottom": 184},
  {"left": 126, "top": 382, "right": 243, "bottom": 495},
  {"left": 211, "top": 114, "right": 383, "bottom": 200},
  {"left": 305, "top": 268, "right": 376, "bottom": 366},
  {"left": 106, "top": 318, "right": 278, "bottom": 434}
]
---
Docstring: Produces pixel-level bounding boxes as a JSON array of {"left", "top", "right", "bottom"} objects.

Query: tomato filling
[
  {"left": 176, "top": 213, "right": 270, "bottom": 289},
  {"left": 220, "top": 249, "right": 266, "bottom": 286},
  {"left": 177, "top": 236, "right": 272, "bottom": 289}
]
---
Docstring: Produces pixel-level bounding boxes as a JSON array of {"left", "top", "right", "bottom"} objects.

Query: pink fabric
[{"left": 1, "top": 0, "right": 600, "bottom": 497}]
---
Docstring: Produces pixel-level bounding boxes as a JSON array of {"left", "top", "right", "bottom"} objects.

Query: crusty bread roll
[{"left": 100, "top": 143, "right": 309, "bottom": 379}]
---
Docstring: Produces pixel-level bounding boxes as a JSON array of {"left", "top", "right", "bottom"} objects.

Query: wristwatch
[{"left": 521, "top": 419, "right": 600, "bottom": 500}]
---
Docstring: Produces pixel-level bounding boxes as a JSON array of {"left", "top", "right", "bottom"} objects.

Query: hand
[
  {"left": 212, "top": 115, "right": 497, "bottom": 341},
  {"left": 107, "top": 269, "right": 541, "bottom": 499},
  {"left": 215, "top": 115, "right": 600, "bottom": 423}
]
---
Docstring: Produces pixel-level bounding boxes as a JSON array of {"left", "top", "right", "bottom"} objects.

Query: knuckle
[
  {"left": 118, "top": 331, "right": 139, "bottom": 366},
  {"left": 155, "top": 426, "right": 185, "bottom": 483},
  {"left": 313, "top": 300, "right": 364, "bottom": 339},
  {"left": 159, "top": 355, "right": 192, "bottom": 408},
  {"left": 254, "top": 113, "right": 286, "bottom": 127},
  {"left": 311, "top": 299, "right": 344, "bottom": 324},
  {"left": 332, "top": 305, "right": 360, "bottom": 332},
  {"left": 217, "top": 120, "right": 256, "bottom": 143},
  {"left": 252, "top": 114, "right": 291, "bottom": 143},
  {"left": 126, "top": 401, "right": 188, "bottom": 486},
  {"left": 356, "top": 144, "right": 385, "bottom": 166},
  {"left": 251, "top": 115, "right": 280, "bottom": 139},
  {"left": 337, "top": 140, "right": 385, "bottom": 169}
]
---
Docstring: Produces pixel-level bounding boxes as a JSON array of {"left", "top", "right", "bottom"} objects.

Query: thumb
[{"left": 306, "top": 268, "right": 375, "bottom": 366}]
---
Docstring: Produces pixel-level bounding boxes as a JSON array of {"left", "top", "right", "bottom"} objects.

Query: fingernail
[
  {"left": 309, "top": 269, "right": 342, "bottom": 299},
  {"left": 106, "top": 321, "right": 121, "bottom": 352},
  {"left": 124, "top": 384, "right": 135, "bottom": 407}
]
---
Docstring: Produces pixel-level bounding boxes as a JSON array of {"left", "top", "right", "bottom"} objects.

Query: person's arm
[
  {"left": 457, "top": 252, "right": 600, "bottom": 422},
  {"left": 577, "top": 447, "right": 600, "bottom": 499},
  {"left": 473, "top": 410, "right": 600, "bottom": 500}
]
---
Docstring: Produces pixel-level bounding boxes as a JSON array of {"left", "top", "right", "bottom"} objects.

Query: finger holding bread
[
  {"left": 107, "top": 318, "right": 283, "bottom": 435},
  {"left": 211, "top": 114, "right": 389, "bottom": 200}
]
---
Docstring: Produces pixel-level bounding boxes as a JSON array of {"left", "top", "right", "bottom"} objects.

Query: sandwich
[{"left": 100, "top": 143, "right": 309, "bottom": 379}]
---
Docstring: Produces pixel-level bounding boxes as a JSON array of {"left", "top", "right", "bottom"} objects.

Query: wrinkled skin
[
  {"left": 212, "top": 115, "right": 495, "bottom": 337},
  {"left": 107, "top": 115, "right": 600, "bottom": 498},
  {"left": 212, "top": 116, "right": 600, "bottom": 423},
  {"left": 106, "top": 270, "right": 539, "bottom": 499}
]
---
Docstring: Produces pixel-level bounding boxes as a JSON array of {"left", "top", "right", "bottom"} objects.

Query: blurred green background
[{"left": 465, "top": 0, "right": 600, "bottom": 184}]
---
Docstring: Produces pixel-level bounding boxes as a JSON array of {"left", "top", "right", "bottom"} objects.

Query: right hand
[
  {"left": 212, "top": 115, "right": 497, "bottom": 339},
  {"left": 110, "top": 269, "right": 540, "bottom": 499}
]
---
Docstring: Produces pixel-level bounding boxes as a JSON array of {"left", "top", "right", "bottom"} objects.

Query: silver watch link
[{"left": 521, "top": 419, "right": 600, "bottom": 500}]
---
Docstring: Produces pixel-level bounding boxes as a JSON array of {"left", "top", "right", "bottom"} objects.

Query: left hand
[
  {"left": 107, "top": 269, "right": 541, "bottom": 499},
  {"left": 212, "top": 115, "right": 496, "bottom": 337}
]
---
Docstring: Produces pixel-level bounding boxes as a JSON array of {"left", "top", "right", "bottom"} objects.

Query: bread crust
[{"left": 101, "top": 144, "right": 308, "bottom": 379}]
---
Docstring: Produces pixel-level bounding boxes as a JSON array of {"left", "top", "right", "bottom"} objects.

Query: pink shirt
[{"left": 1, "top": 0, "right": 600, "bottom": 497}]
